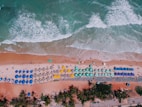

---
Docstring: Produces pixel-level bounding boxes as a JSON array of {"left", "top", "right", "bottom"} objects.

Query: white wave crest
[
  {"left": 69, "top": 35, "right": 142, "bottom": 54},
  {"left": 87, "top": 0, "right": 142, "bottom": 28},
  {"left": 106, "top": 0, "right": 142, "bottom": 26},
  {"left": 8, "top": 12, "right": 72, "bottom": 43},
  {"left": 86, "top": 14, "right": 107, "bottom": 28}
]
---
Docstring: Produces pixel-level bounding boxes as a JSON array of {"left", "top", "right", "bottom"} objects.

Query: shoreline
[{"left": 0, "top": 52, "right": 142, "bottom": 67}]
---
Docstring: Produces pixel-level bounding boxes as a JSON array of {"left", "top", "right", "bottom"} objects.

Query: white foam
[
  {"left": 106, "top": 0, "right": 142, "bottom": 26},
  {"left": 8, "top": 12, "right": 72, "bottom": 43},
  {"left": 87, "top": 0, "right": 142, "bottom": 28},
  {"left": 69, "top": 35, "right": 142, "bottom": 54},
  {"left": 86, "top": 14, "right": 107, "bottom": 28},
  {"left": 1, "top": 40, "right": 16, "bottom": 45}
]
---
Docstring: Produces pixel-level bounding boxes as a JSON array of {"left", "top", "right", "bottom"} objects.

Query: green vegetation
[
  {"left": 0, "top": 97, "right": 8, "bottom": 107},
  {"left": 40, "top": 93, "right": 51, "bottom": 106},
  {"left": 10, "top": 90, "right": 30, "bottom": 107},
  {"left": 135, "top": 86, "right": 142, "bottom": 96},
  {"left": 114, "top": 89, "right": 129, "bottom": 103},
  {"left": 3, "top": 83, "right": 142, "bottom": 107},
  {"left": 136, "top": 104, "right": 142, "bottom": 107}
]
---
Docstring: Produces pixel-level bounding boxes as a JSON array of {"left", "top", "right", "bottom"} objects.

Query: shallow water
[{"left": 0, "top": 0, "right": 142, "bottom": 60}]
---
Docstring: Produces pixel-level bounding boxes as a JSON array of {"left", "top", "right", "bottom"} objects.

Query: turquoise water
[{"left": 0, "top": 0, "right": 142, "bottom": 56}]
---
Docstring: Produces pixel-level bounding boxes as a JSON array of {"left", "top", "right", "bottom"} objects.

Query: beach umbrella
[
  {"left": 27, "top": 92, "right": 31, "bottom": 97},
  {"left": 23, "top": 70, "right": 25, "bottom": 73},
  {"left": 19, "top": 80, "right": 22, "bottom": 84},
  {"left": 15, "top": 80, "right": 18, "bottom": 84},
  {"left": 30, "top": 70, "right": 33, "bottom": 73},
  {"left": 48, "top": 59, "right": 52, "bottom": 63},
  {"left": 29, "top": 80, "right": 33, "bottom": 84},
  {"left": 89, "top": 73, "right": 93, "bottom": 77},
  {"left": 26, "top": 70, "right": 29, "bottom": 73},
  {"left": 19, "top": 70, "right": 21, "bottom": 73},
  {"left": 15, "top": 75, "right": 19, "bottom": 78},
  {"left": 15, "top": 70, "right": 18, "bottom": 73},
  {"left": 26, "top": 80, "right": 29, "bottom": 84},
  {"left": 30, "top": 74, "right": 33, "bottom": 78},
  {"left": 22, "top": 80, "right": 25, "bottom": 84},
  {"left": 22, "top": 74, "right": 26, "bottom": 78}
]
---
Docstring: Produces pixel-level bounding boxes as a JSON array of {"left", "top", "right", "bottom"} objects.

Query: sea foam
[
  {"left": 8, "top": 12, "right": 72, "bottom": 43},
  {"left": 87, "top": 0, "right": 142, "bottom": 28}
]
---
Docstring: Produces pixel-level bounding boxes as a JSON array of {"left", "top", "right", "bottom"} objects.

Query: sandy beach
[{"left": 0, "top": 52, "right": 142, "bottom": 101}]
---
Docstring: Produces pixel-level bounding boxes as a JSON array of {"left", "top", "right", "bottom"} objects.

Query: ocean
[{"left": 0, "top": 0, "right": 142, "bottom": 61}]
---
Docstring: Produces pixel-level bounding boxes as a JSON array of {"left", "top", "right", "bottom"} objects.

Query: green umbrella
[{"left": 48, "top": 59, "right": 52, "bottom": 63}]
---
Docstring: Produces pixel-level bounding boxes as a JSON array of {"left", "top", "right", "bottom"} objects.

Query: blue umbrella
[
  {"left": 30, "top": 74, "right": 33, "bottom": 78},
  {"left": 15, "top": 75, "right": 19, "bottom": 78},
  {"left": 26, "top": 80, "right": 29, "bottom": 84},
  {"left": 23, "top": 70, "right": 25, "bottom": 73},
  {"left": 29, "top": 80, "right": 33, "bottom": 84},
  {"left": 22, "top": 74, "right": 26, "bottom": 78},
  {"left": 27, "top": 92, "right": 31, "bottom": 96},
  {"left": 15, "top": 70, "right": 18, "bottom": 73},
  {"left": 15, "top": 80, "right": 18, "bottom": 84},
  {"left": 22, "top": 80, "right": 25, "bottom": 84},
  {"left": 19, "top": 80, "right": 22, "bottom": 84},
  {"left": 19, "top": 70, "right": 21, "bottom": 73},
  {"left": 26, "top": 75, "right": 29, "bottom": 78},
  {"left": 30, "top": 70, "right": 33, "bottom": 73},
  {"left": 26, "top": 70, "right": 29, "bottom": 73}
]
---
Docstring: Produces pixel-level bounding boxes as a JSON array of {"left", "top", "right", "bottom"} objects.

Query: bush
[{"left": 135, "top": 86, "right": 142, "bottom": 96}]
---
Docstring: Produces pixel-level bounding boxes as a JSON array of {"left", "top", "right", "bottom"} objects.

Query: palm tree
[
  {"left": 114, "top": 90, "right": 129, "bottom": 103},
  {"left": 40, "top": 93, "right": 51, "bottom": 106},
  {"left": 0, "top": 97, "right": 8, "bottom": 107},
  {"left": 135, "top": 86, "right": 142, "bottom": 96}
]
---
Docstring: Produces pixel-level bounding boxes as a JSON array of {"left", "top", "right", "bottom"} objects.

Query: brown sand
[
  {"left": 0, "top": 52, "right": 142, "bottom": 100},
  {"left": 0, "top": 52, "right": 142, "bottom": 66}
]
